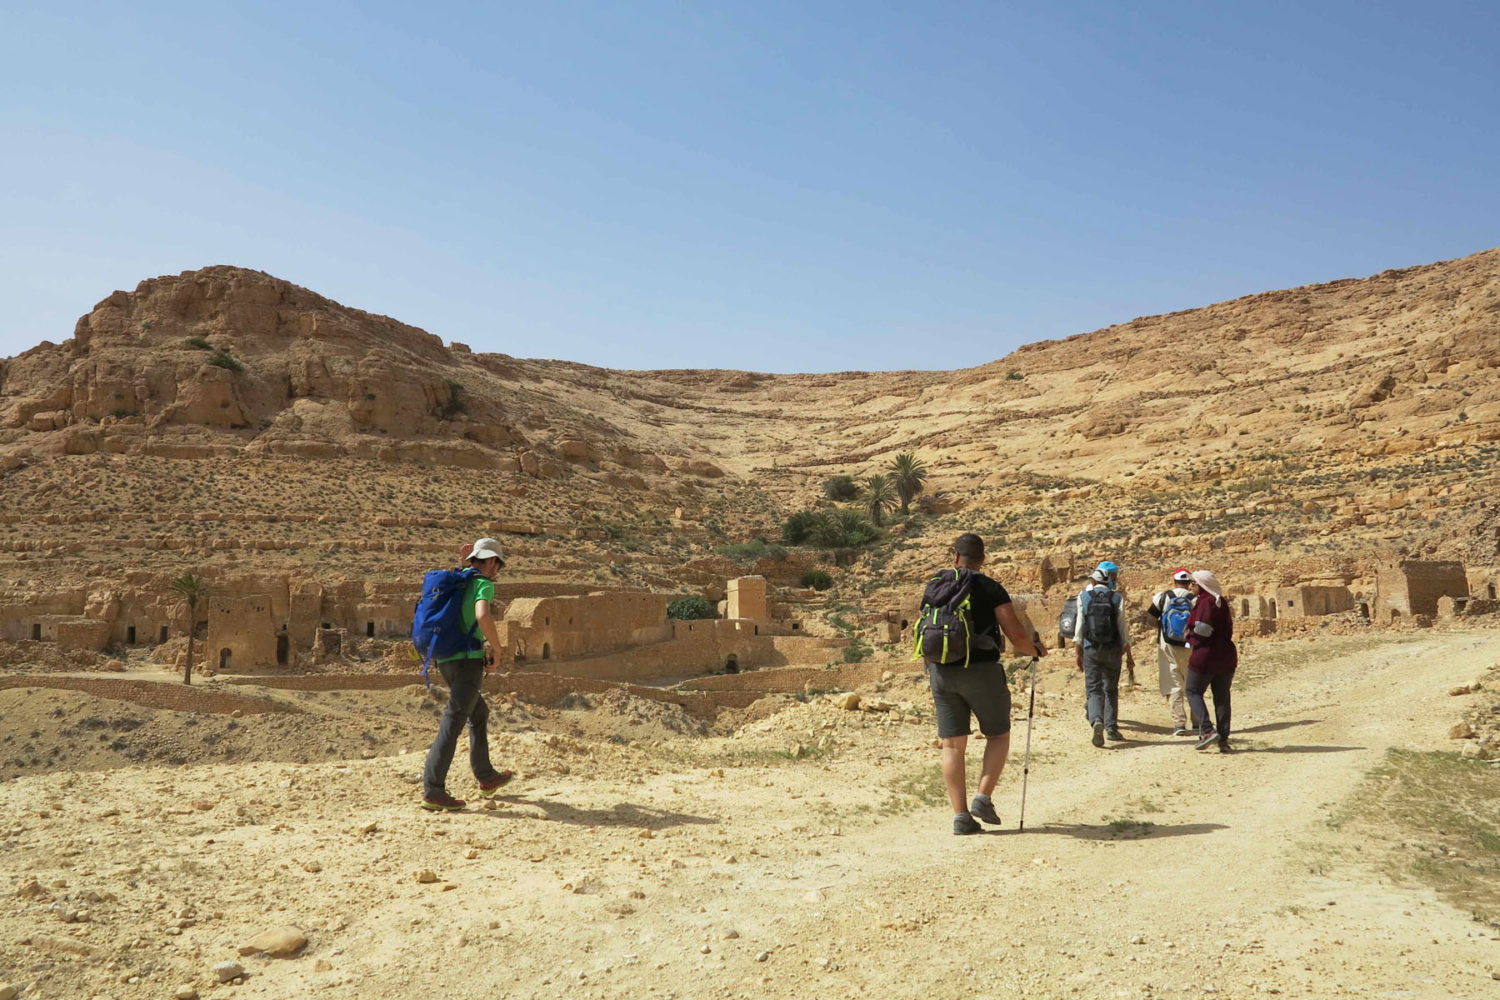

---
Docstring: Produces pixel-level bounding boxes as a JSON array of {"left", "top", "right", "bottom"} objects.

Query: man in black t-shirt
[{"left": 927, "top": 533, "right": 1047, "bottom": 835}]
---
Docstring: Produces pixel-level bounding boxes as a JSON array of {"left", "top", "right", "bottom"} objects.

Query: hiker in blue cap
[{"left": 1072, "top": 561, "right": 1135, "bottom": 746}]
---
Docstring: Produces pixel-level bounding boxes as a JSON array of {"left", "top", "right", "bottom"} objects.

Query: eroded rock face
[{"left": 0, "top": 267, "right": 659, "bottom": 473}]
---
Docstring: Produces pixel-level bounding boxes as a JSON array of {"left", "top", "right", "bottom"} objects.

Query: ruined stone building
[
  {"left": 502, "top": 591, "right": 672, "bottom": 663},
  {"left": 1373, "top": 560, "right": 1470, "bottom": 620},
  {"left": 1275, "top": 585, "right": 1354, "bottom": 618}
]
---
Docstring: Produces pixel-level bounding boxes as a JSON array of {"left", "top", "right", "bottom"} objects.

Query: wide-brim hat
[{"left": 468, "top": 537, "right": 506, "bottom": 566}]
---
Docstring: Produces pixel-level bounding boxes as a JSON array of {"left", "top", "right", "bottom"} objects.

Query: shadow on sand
[
  {"left": 470, "top": 795, "right": 718, "bottom": 829},
  {"left": 1235, "top": 744, "right": 1364, "bottom": 754},
  {"left": 989, "top": 821, "right": 1229, "bottom": 840},
  {"left": 1236, "top": 719, "right": 1321, "bottom": 734}
]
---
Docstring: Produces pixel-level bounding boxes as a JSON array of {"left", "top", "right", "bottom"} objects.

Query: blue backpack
[
  {"left": 411, "top": 567, "right": 483, "bottom": 686},
  {"left": 1160, "top": 591, "right": 1193, "bottom": 646}
]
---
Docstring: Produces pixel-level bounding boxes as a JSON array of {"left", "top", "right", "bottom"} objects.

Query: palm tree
[
  {"left": 170, "top": 573, "right": 209, "bottom": 685},
  {"left": 889, "top": 451, "right": 928, "bottom": 515},
  {"left": 862, "top": 474, "right": 897, "bottom": 527}
]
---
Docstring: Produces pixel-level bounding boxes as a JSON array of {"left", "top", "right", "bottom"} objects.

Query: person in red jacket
[{"left": 1184, "top": 569, "right": 1237, "bottom": 753}]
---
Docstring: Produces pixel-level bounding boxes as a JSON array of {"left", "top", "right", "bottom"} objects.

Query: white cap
[
  {"left": 1173, "top": 569, "right": 1192, "bottom": 583},
  {"left": 1090, "top": 568, "right": 1109, "bottom": 584},
  {"left": 468, "top": 537, "right": 506, "bottom": 566}
]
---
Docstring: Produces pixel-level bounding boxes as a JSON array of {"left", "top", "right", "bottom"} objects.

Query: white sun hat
[{"left": 468, "top": 537, "right": 506, "bottom": 566}]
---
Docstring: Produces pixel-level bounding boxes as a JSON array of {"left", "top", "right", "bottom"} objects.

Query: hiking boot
[
  {"left": 1105, "top": 727, "right": 1125, "bottom": 742},
  {"left": 1091, "top": 722, "right": 1105, "bottom": 748},
  {"left": 969, "top": 796, "right": 1002, "bottom": 826},
  {"left": 420, "top": 790, "right": 466, "bottom": 812},
  {"left": 953, "top": 813, "right": 982, "bottom": 836},
  {"left": 478, "top": 770, "right": 514, "bottom": 797},
  {"left": 1193, "top": 730, "right": 1218, "bottom": 751}
]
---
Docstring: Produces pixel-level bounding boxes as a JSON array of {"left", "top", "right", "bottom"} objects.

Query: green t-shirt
[{"left": 436, "top": 575, "right": 494, "bottom": 662}]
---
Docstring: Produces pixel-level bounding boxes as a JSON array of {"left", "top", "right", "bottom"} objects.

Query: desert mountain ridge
[{"left": 0, "top": 249, "right": 1498, "bottom": 639}]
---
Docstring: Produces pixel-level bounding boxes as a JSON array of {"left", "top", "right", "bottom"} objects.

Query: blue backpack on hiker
[
  {"left": 1160, "top": 591, "right": 1193, "bottom": 646},
  {"left": 411, "top": 567, "right": 483, "bottom": 686}
]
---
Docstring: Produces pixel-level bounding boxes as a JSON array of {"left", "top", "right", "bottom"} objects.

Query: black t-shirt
[{"left": 967, "top": 572, "right": 1012, "bottom": 662}]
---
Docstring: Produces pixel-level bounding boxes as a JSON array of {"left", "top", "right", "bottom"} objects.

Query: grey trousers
[
  {"left": 422, "top": 659, "right": 499, "bottom": 796},
  {"left": 1082, "top": 645, "right": 1124, "bottom": 730}
]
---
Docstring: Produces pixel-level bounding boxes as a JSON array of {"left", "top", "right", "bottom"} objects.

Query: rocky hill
[{"left": 1, "top": 251, "right": 1498, "bottom": 634}]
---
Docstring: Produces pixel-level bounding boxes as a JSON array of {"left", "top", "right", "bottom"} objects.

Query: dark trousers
[
  {"left": 1185, "top": 669, "right": 1232, "bottom": 743},
  {"left": 1082, "top": 645, "right": 1123, "bottom": 730},
  {"left": 422, "top": 659, "right": 498, "bottom": 795}
]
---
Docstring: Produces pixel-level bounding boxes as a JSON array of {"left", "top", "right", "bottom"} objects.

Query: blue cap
[{"left": 1097, "top": 560, "right": 1119, "bottom": 573}]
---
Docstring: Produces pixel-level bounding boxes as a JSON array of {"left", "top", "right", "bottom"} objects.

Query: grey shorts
[{"left": 928, "top": 659, "right": 1011, "bottom": 738}]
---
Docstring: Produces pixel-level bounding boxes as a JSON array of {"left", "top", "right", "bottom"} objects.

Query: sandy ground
[{"left": 2, "top": 631, "right": 1498, "bottom": 999}]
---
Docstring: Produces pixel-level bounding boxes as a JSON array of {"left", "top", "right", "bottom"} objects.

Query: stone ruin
[
  {"left": 1373, "top": 559, "right": 1470, "bottom": 621},
  {"left": 1274, "top": 585, "right": 1355, "bottom": 618},
  {"left": 1, "top": 571, "right": 836, "bottom": 680}
]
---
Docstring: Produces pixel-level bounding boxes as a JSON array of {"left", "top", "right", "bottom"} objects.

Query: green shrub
[
  {"left": 185, "top": 337, "right": 213, "bottom": 350},
  {"left": 435, "top": 379, "right": 466, "bottom": 420},
  {"left": 207, "top": 352, "right": 243, "bottom": 372},
  {"left": 720, "top": 539, "right": 767, "bottom": 563},
  {"left": 823, "top": 475, "right": 859, "bottom": 501},
  {"left": 801, "top": 569, "right": 833, "bottom": 590},
  {"left": 841, "top": 644, "right": 870, "bottom": 663},
  {"left": 1006, "top": 369, "right": 1024, "bottom": 380},
  {"left": 815, "top": 509, "right": 880, "bottom": 549},
  {"left": 782, "top": 510, "right": 820, "bottom": 545},
  {"left": 666, "top": 596, "right": 716, "bottom": 620}
]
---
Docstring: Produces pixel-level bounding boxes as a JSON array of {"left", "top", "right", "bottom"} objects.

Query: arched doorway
[
  {"left": 541, "top": 642, "right": 551, "bottom": 660},
  {"left": 724, "top": 653, "right": 739, "bottom": 674},
  {"left": 219, "top": 648, "right": 233, "bottom": 671}
]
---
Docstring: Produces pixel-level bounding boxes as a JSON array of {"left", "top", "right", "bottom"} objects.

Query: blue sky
[{"left": 2, "top": 1, "right": 1497, "bottom": 372}]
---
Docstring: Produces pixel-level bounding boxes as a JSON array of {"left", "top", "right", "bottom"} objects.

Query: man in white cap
[
  {"left": 421, "top": 538, "right": 513, "bottom": 811},
  {"left": 1147, "top": 569, "right": 1197, "bottom": 736}
]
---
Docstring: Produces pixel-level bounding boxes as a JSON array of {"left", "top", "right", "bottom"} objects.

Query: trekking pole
[{"left": 1018, "top": 653, "right": 1039, "bottom": 832}]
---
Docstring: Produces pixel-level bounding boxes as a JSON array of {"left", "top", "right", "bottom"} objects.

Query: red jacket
[{"left": 1186, "top": 592, "right": 1237, "bottom": 674}]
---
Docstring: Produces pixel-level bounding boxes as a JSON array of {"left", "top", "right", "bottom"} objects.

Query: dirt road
[{"left": 2, "top": 631, "right": 1497, "bottom": 999}]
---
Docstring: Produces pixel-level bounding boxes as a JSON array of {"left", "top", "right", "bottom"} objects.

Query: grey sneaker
[
  {"left": 970, "top": 796, "right": 1001, "bottom": 826},
  {"left": 1194, "top": 730, "right": 1218, "bottom": 751},
  {"left": 1172, "top": 727, "right": 1192, "bottom": 737},
  {"left": 1092, "top": 722, "right": 1105, "bottom": 748},
  {"left": 953, "top": 813, "right": 982, "bottom": 835},
  {"left": 1105, "top": 727, "right": 1125, "bottom": 742}
]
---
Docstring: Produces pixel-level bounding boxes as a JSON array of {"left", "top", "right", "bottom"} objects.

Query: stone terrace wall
[
  {"left": 222, "top": 671, "right": 761, "bottom": 719},
  {"left": 0, "top": 676, "right": 303, "bottom": 715},
  {"left": 678, "top": 661, "right": 904, "bottom": 694},
  {"left": 520, "top": 624, "right": 847, "bottom": 684}
]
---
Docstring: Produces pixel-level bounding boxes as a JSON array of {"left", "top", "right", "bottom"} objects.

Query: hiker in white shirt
[{"left": 1147, "top": 569, "right": 1197, "bottom": 736}]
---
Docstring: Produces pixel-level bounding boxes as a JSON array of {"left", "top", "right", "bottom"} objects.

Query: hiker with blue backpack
[
  {"left": 413, "top": 537, "right": 514, "bottom": 811},
  {"left": 914, "top": 533, "right": 1046, "bottom": 835},
  {"left": 1147, "top": 569, "right": 1198, "bottom": 736},
  {"left": 1072, "top": 561, "right": 1135, "bottom": 747}
]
